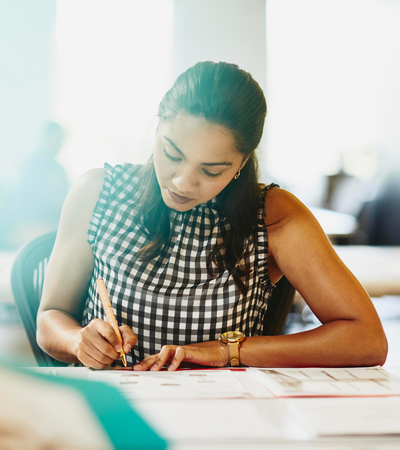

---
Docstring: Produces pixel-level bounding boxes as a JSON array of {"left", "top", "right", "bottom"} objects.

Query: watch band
[
  {"left": 219, "top": 331, "right": 245, "bottom": 367},
  {"left": 228, "top": 341, "right": 240, "bottom": 367}
]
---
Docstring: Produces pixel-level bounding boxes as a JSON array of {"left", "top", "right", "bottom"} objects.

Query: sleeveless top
[{"left": 83, "top": 163, "right": 278, "bottom": 365}]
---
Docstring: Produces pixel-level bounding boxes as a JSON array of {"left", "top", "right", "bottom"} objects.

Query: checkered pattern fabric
[{"left": 84, "top": 163, "right": 278, "bottom": 365}]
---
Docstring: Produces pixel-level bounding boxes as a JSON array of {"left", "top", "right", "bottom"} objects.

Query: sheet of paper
[
  {"left": 134, "top": 398, "right": 283, "bottom": 441},
  {"left": 249, "top": 367, "right": 400, "bottom": 397},
  {"left": 89, "top": 368, "right": 273, "bottom": 399},
  {"left": 234, "top": 369, "right": 275, "bottom": 398},
  {"left": 288, "top": 397, "right": 400, "bottom": 436}
]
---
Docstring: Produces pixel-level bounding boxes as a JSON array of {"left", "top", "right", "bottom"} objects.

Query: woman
[{"left": 37, "top": 61, "right": 388, "bottom": 370}]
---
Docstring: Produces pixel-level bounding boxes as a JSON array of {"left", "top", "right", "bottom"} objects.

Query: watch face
[{"left": 221, "top": 331, "right": 245, "bottom": 343}]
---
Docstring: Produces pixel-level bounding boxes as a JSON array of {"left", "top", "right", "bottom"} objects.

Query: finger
[
  {"left": 168, "top": 346, "right": 187, "bottom": 371},
  {"left": 81, "top": 321, "right": 120, "bottom": 360},
  {"left": 88, "top": 319, "right": 122, "bottom": 354},
  {"left": 78, "top": 338, "right": 116, "bottom": 365},
  {"left": 119, "top": 325, "right": 138, "bottom": 353},
  {"left": 77, "top": 342, "right": 113, "bottom": 369},
  {"left": 133, "top": 354, "right": 160, "bottom": 371},
  {"left": 79, "top": 353, "right": 109, "bottom": 370},
  {"left": 149, "top": 345, "right": 176, "bottom": 371}
]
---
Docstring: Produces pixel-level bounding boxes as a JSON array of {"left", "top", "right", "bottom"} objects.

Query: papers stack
[{"left": 249, "top": 367, "right": 400, "bottom": 397}]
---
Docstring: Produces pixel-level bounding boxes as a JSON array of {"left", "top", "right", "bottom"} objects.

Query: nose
[{"left": 172, "top": 165, "right": 198, "bottom": 194}]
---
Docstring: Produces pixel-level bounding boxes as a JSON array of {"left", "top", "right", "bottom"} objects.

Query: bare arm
[
  {"left": 239, "top": 187, "right": 388, "bottom": 368},
  {"left": 134, "top": 188, "right": 388, "bottom": 370},
  {"left": 36, "top": 169, "right": 137, "bottom": 368}
]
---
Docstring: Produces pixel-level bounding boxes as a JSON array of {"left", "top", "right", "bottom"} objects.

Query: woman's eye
[
  {"left": 203, "top": 170, "right": 222, "bottom": 178},
  {"left": 163, "top": 148, "right": 181, "bottom": 162}
]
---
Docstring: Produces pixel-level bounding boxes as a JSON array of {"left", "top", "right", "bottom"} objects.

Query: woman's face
[{"left": 153, "top": 114, "right": 247, "bottom": 212}]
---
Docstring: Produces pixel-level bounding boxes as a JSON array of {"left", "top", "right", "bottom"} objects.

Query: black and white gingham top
[{"left": 84, "top": 163, "right": 278, "bottom": 365}]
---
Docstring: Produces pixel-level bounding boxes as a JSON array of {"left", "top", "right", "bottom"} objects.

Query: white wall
[
  {"left": 52, "top": 0, "right": 174, "bottom": 181},
  {"left": 173, "top": 0, "right": 269, "bottom": 180},
  {"left": 265, "top": 0, "right": 400, "bottom": 205},
  {"left": 173, "top": 0, "right": 266, "bottom": 87}
]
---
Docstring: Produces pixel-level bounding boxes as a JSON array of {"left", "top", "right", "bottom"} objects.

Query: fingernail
[
  {"left": 124, "top": 345, "right": 132, "bottom": 353},
  {"left": 114, "top": 344, "right": 122, "bottom": 352},
  {"left": 150, "top": 364, "right": 158, "bottom": 371}
]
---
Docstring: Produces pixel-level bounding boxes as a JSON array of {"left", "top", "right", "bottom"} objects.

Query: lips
[{"left": 167, "top": 188, "right": 194, "bottom": 205}]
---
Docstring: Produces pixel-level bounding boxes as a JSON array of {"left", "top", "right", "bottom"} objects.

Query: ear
[{"left": 239, "top": 155, "right": 251, "bottom": 171}]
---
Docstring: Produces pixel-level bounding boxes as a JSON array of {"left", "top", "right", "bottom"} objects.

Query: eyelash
[
  {"left": 163, "top": 148, "right": 181, "bottom": 162},
  {"left": 203, "top": 170, "right": 222, "bottom": 178},
  {"left": 163, "top": 148, "right": 223, "bottom": 178}
]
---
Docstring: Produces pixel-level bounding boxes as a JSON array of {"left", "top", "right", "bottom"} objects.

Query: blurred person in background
[{"left": 0, "top": 121, "right": 70, "bottom": 250}]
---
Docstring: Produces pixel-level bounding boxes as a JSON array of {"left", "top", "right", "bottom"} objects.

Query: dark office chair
[
  {"left": 262, "top": 276, "right": 296, "bottom": 336},
  {"left": 10, "top": 230, "right": 67, "bottom": 366}
]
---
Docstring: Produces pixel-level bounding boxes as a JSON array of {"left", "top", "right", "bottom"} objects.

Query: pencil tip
[{"left": 121, "top": 352, "right": 127, "bottom": 367}]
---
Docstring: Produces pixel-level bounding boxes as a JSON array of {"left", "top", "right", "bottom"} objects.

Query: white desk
[
  {"left": 30, "top": 366, "right": 400, "bottom": 450},
  {"left": 310, "top": 207, "right": 357, "bottom": 241},
  {"left": 334, "top": 245, "right": 400, "bottom": 297},
  {"left": 294, "top": 245, "right": 400, "bottom": 304}
]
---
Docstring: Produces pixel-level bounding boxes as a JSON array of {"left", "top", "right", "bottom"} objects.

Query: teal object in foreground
[
  {"left": 42, "top": 374, "right": 166, "bottom": 450},
  {"left": 1, "top": 359, "right": 167, "bottom": 450},
  {"left": 27, "top": 368, "right": 168, "bottom": 450}
]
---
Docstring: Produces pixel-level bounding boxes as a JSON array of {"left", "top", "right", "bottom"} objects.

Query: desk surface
[
  {"left": 334, "top": 245, "right": 400, "bottom": 297},
  {"left": 310, "top": 207, "right": 357, "bottom": 239},
  {"left": 294, "top": 245, "right": 400, "bottom": 303},
  {"left": 30, "top": 366, "right": 400, "bottom": 450}
]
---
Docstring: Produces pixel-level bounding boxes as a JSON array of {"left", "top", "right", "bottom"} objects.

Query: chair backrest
[
  {"left": 10, "top": 230, "right": 67, "bottom": 366},
  {"left": 262, "top": 276, "right": 296, "bottom": 336}
]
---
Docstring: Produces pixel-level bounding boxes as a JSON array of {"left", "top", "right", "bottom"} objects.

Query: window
[
  {"left": 265, "top": 0, "right": 400, "bottom": 205},
  {"left": 51, "top": 0, "right": 174, "bottom": 180}
]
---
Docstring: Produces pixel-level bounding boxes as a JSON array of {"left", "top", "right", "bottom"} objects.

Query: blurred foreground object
[
  {"left": 0, "top": 361, "right": 167, "bottom": 450},
  {"left": 0, "top": 363, "right": 112, "bottom": 450}
]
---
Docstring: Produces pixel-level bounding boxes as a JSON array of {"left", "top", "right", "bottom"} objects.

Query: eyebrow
[{"left": 163, "top": 136, "right": 233, "bottom": 167}]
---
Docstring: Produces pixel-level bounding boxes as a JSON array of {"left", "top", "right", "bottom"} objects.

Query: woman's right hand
[{"left": 75, "top": 319, "right": 137, "bottom": 369}]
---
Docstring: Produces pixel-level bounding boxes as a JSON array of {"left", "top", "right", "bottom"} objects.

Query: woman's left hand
[{"left": 133, "top": 340, "right": 230, "bottom": 371}]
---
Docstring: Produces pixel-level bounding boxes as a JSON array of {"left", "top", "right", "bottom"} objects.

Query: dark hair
[{"left": 137, "top": 61, "right": 267, "bottom": 295}]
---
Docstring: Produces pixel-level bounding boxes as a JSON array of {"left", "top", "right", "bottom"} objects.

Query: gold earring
[{"left": 234, "top": 170, "right": 241, "bottom": 180}]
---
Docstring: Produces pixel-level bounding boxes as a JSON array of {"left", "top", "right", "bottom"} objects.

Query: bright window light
[
  {"left": 51, "top": 0, "right": 174, "bottom": 181},
  {"left": 265, "top": 0, "right": 400, "bottom": 204}
]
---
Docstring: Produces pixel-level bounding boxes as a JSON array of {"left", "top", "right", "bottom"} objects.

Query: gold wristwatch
[{"left": 219, "top": 331, "right": 245, "bottom": 367}]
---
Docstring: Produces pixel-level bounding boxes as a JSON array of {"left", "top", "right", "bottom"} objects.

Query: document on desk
[
  {"left": 89, "top": 369, "right": 273, "bottom": 399},
  {"left": 288, "top": 397, "right": 400, "bottom": 436},
  {"left": 249, "top": 367, "right": 400, "bottom": 397}
]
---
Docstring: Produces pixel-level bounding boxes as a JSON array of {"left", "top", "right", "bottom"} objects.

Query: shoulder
[
  {"left": 70, "top": 168, "right": 105, "bottom": 205},
  {"left": 263, "top": 186, "right": 309, "bottom": 227},
  {"left": 100, "top": 163, "right": 143, "bottom": 198},
  {"left": 263, "top": 186, "right": 326, "bottom": 252},
  {"left": 262, "top": 185, "right": 338, "bottom": 293},
  {"left": 67, "top": 164, "right": 141, "bottom": 208},
  {"left": 59, "top": 169, "right": 105, "bottom": 233},
  {"left": 261, "top": 187, "right": 333, "bottom": 283}
]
